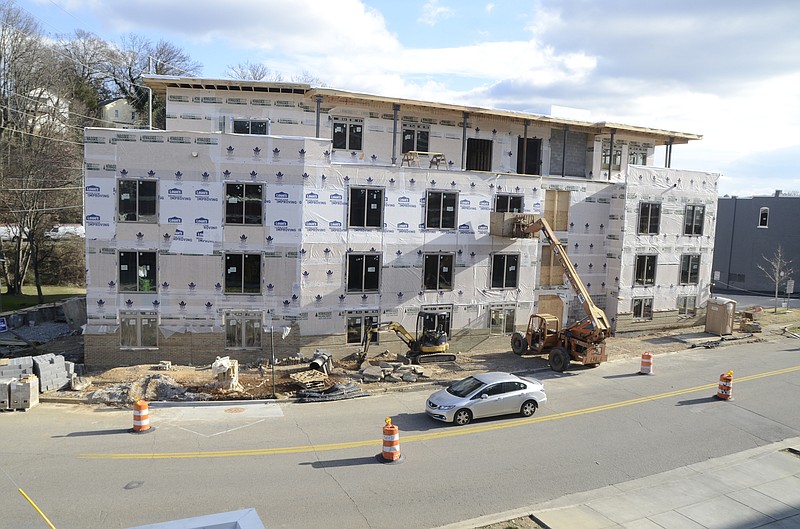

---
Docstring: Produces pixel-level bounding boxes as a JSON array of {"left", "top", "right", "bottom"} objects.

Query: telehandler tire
[
  {"left": 548, "top": 347, "right": 570, "bottom": 372},
  {"left": 511, "top": 332, "right": 527, "bottom": 355}
]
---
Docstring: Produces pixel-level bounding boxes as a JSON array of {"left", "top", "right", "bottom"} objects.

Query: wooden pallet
[{"left": 289, "top": 369, "right": 328, "bottom": 389}]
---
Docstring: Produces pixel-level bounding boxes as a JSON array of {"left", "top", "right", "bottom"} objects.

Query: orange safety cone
[
  {"left": 132, "top": 399, "right": 154, "bottom": 433},
  {"left": 379, "top": 417, "right": 404, "bottom": 464},
  {"left": 638, "top": 352, "right": 654, "bottom": 375},
  {"left": 715, "top": 371, "right": 734, "bottom": 401}
]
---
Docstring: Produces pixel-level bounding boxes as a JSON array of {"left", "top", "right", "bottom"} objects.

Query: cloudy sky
[{"left": 26, "top": 0, "right": 800, "bottom": 197}]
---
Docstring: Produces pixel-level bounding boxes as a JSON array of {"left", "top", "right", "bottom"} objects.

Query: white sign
[
  {"left": 787, "top": 279, "right": 794, "bottom": 294},
  {"left": 0, "top": 317, "right": 7, "bottom": 333}
]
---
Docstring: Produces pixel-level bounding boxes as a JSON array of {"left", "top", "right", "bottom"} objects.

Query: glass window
[
  {"left": 494, "top": 194, "right": 523, "bottom": 213},
  {"left": 633, "top": 298, "right": 653, "bottom": 320},
  {"left": 491, "top": 254, "right": 519, "bottom": 289},
  {"left": 225, "top": 183, "right": 263, "bottom": 225},
  {"left": 684, "top": 205, "right": 705, "bottom": 235},
  {"left": 346, "top": 253, "right": 381, "bottom": 292},
  {"left": 423, "top": 254, "right": 454, "bottom": 290},
  {"left": 638, "top": 202, "right": 661, "bottom": 234},
  {"left": 332, "top": 117, "right": 363, "bottom": 151},
  {"left": 490, "top": 306, "right": 515, "bottom": 335},
  {"left": 634, "top": 255, "right": 656, "bottom": 286},
  {"left": 346, "top": 312, "right": 378, "bottom": 344},
  {"left": 118, "top": 179, "right": 156, "bottom": 222},
  {"left": 401, "top": 124, "right": 430, "bottom": 153},
  {"left": 225, "top": 253, "right": 261, "bottom": 294},
  {"left": 348, "top": 187, "right": 384, "bottom": 228},
  {"left": 425, "top": 191, "right": 458, "bottom": 229},
  {"left": 119, "top": 251, "right": 156, "bottom": 292},
  {"left": 677, "top": 295, "right": 697, "bottom": 316},
  {"left": 233, "top": 119, "right": 268, "bottom": 135},
  {"left": 680, "top": 254, "right": 701, "bottom": 285},
  {"left": 120, "top": 312, "right": 158, "bottom": 347},
  {"left": 759, "top": 208, "right": 769, "bottom": 228},
  {"left": 225, "top": 311, "right": 262, "bottom": 349}
]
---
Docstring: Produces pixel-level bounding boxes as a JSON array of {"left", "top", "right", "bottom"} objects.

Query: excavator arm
[{"left": 522, "top": 217, "right": 612, "bottom": 343}]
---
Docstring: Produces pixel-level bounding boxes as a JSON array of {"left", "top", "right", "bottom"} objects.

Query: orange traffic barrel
[
  {"left": 379, "top": 417, "right": 404, "bottom": 464},
  {"left": 715, "top": 371, "right": 734, "bottom": 401},
  {"left": 639, "top": 352, "right": 654, "bottom": 375},
  {"left": 132, "top": 399, "right": 154, "bottom": 433}
]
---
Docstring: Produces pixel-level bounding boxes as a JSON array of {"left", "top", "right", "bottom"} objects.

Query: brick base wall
[{"left": 614, "top": 309, "right": 706, "bottom": 334}]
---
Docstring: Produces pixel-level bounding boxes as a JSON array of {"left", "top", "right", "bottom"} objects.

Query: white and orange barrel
[
  {"left": 639, "top": 352, "right": 654, "bottom": 375},
  {"left": 133, "top": 399, "right": 151, "bottom": 432},
  {"left": 716, "top": 371, "right": 734, "bottom": 401},
  {"left": 382, "top": 417, "right": 401, "bottom": 462}
]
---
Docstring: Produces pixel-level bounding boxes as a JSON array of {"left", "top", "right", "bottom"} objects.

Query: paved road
[{"left": 2, "top": 335, "right": 800, "bottom": 528}]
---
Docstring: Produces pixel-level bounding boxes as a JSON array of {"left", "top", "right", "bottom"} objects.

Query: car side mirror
[{"left": 480, "top": 394, "right": 489, "bottom": 399}]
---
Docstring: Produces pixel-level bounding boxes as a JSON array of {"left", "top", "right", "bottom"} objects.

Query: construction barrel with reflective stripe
[
  {"left": 639, "top": 352, "right": 654, "bottom": 375},
  {"left": 381, "top": 417, "right": 402, "bottom": 462},
  {"left": 715, "top": 371, "right": 734, "bottom": 401},
  {"left": 132, "top": 400, "right": 152, "bottom": 433}
]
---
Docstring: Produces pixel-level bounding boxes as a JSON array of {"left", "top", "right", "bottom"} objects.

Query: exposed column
[
  {"left": 314, "top": 95, "right": 323, "bottom": 138},
  {"left": 522, "top": 119, "right": 529, "bottom": 174},
  {"left": 609, "top": 128, "right": 616, "bottom": 180},
  {"left": 461, "top": 112, "right": 469, "bottom": 171},
  {"left": 391, "top": 104, "right": 400, "bottom": 165}
]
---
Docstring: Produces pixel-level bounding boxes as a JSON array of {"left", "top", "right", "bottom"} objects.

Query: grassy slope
[{"left": 1, "top": 286, "right": 85, "bottom": 312}]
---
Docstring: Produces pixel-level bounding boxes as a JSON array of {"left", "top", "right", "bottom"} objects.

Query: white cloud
[
  {"left": 485, "top": 3, "right": 495, "bottom": 13},
  {"left": 418, "top": 0, "right": 454, "bottom": 26}
]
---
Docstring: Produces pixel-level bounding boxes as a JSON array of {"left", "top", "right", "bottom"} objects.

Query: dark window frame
[
  {"left": 346, "top": 253, "right": 381, "bottom": 293},
  {"left": 491, "top": 254, "right": 520, "bottom": 289},
  {"left": 677, "top": 295, "right": 697, "bottom": 317},
  {"left": 638, "top": 202, "right": 661, "bottom": 234},
  {"left": 119, "top": 251, "right": 157, "bottom": 292},
  {"left": 346, "top": 312, "right": 379, "bottom": 344},
  {"left": 332, "top": 117, "right": 363, "bottom": 151},
  {"left": 680, "top": 254, "right": 701, "bottom": 285},
  {"left": 118, "top": 179, "right": 157, "bottom": 223},
  {"left": 348, "top": 187, "right": 384, "bottom": 228},
  {"left": 232, "top": 119, "right": 268, "bottom": 135},
  {"left": 684, "top": 205, "right": 705, "bottom": 236},
  {"left": 423, "top": 253, "right": 455, "bottom": 291},
  {"left": 634, "top": 254, "right": 657, "bottom": 286},
  {"left": 225, "top": 183, "right": 263, "bottom": 225},
  {"left": 425, "top": 190, "right": 458, "bottom": 229},
  {"left": 224, "top": 253, "right": 262, "bottom": 294},
  {"left": 494, "top": 193, "right": 524, "bottom": 213},
  {"left": 401, "top": 124, "right": 430, "bottom": 153}
]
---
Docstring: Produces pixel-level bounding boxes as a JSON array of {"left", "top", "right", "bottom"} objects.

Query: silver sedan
[{"left": 426, "top": 372, "right": 547, "bottom": 426}]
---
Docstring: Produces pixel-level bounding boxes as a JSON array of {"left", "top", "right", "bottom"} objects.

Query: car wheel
[
  {"left": 511, "top": 332, "right": 527, "bottom": 355},
  {"left": 520, "top": 400, "right": 537, "bottom": 417},
  {"left": 549, "top": 347, "right": 570, "bottom": 372},
  {"left": 453, "top": 409, "right": 472, "bottom": 426}
]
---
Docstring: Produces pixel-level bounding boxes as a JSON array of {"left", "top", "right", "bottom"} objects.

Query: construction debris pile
[{"left": 87, "top": 373, "right": 212, "bottom": 405}]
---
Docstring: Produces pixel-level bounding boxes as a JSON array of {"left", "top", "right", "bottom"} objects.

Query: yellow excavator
[
  {"left": 510, "top": 216, "right": 612, "bottom": 372},
  {"left": 359, "top": 310, "right": 457, "bottom": 364}
]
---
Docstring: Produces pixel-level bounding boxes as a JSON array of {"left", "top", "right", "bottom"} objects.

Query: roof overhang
[{"left": 143, "top": 75, "right": 702, "bottom": 146}]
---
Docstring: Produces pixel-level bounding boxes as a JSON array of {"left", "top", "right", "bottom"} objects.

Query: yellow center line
[{"left": 81, "top": 364, "right": 800, "bottom": 460}]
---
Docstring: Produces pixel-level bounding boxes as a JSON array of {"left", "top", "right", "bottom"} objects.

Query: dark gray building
[{"left": 713, "top": 191, "right": 800, "bottom": 294}]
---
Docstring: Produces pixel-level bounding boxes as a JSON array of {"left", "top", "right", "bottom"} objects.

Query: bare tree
[
  {"left": 225, "top": 61, "right": 283, "bottom": 81},
  {"left": 56, "top": 29, "right": 115, "bottom": 113},
  {"left": 105, "top": 35, "right": 202, "bottom": 128},
  {"left": 0, "top": 2, "right": 82, "bottom": 299},
  {"left": 757, "top": 245, "right": 795, "bottom": 313}
]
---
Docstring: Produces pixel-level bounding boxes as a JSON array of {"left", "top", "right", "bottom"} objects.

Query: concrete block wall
[
  {"left": 549, "top": 130, "right": 588, "bottom": 177},
  {"left": 10, "top": 376, "right": 38, "bottom": 409},
  {"left": 0, "top": 378, "right": 13, "bottom": 409}
]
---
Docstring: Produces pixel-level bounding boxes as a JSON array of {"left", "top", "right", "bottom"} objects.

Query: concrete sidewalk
[
  {"left": 441, "top": 438, "right": 800, "bottom": 529},
  {"left": 532, "top": 437, "right": 800, "bottom": 528}
]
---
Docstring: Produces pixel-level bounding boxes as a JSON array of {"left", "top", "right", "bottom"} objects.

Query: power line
[
  {"left": 5, "top": 186, "right": 83, "bottom": 191},
  {"left": 5, "top": 205, "right": 82, "bottom": 213},
  {"left": 6, "top": 127, "right": 84, "bottom": 146}
]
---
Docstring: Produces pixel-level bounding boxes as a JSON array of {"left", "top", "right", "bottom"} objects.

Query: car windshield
[{"left": 447, "top": 376, "right": 485, "bottom": 398}]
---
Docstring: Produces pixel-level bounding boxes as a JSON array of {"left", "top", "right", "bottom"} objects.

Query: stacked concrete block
[
  {"left": 10, "top": 375, "right": 39, "bottom": 409},
  {"left": 32, "top": 353, "right": 69, "bottom": 393},
  {"left": 0, "top": 378, "right": 14, "bottom": 410},
  {"left": 0, "top": 356, "right": 34, "bottom": 379}
]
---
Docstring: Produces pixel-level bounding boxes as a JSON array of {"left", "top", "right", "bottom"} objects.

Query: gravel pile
[{"left": 4, "top": 322, "right": 73, "bottom": 343}]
